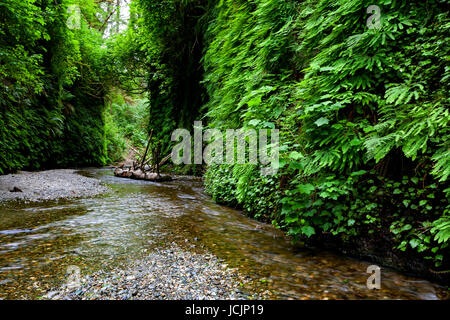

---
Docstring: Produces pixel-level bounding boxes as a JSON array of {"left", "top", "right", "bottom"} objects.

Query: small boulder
[{"left": 9, "top": 186, "right": 22, "bottom": 193}]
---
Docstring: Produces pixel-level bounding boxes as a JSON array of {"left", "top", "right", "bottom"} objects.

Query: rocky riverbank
[
  {"left": 45, "top": 245, "right": 269, "bottom": 300},
  {"left": 0, "top": 169, "right": 109, "bottom": 202}
]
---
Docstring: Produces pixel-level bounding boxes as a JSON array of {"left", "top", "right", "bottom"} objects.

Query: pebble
[
  {"left": 0, "top": 169, "right": 109, "bottom": 202},
  {"left": 46, "top": 245, "right": 266, "bottom": 300}
]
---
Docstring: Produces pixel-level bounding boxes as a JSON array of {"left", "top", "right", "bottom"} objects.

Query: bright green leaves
[
  {"left": 363, "top": 5, "right": 450, "bottom": 182},
  {"left": 135, "top": 0, "right": 208, "bottom": 155},
  {"left": 301, "top": 226, "right": 316, "bottom": 237},
  {"left": 431, "top": 142, "right": 450, "bottom": 182},
  {"left": 314, "top": 117, "right": 329, "bottom": 127},
  {"left": 288, "top": 151, "right": 303, "bottom": 160},
  {"left": 204, "top": 0, "right": 296, "bottom": 129},
  {"left": 203, "top": 0, "right": 449, "bottom": 272},
  {"left": 296, "top": 183, "right": 315, "bottom": 195},
  {"left": 0, "top": 0, "right": 111, "bottom": 173},
  {"left": 385, "top": 83, "right": 424, "bottom": 106},
  {"left": 431, "top": 217, "right": 450, "bottom": 244}
]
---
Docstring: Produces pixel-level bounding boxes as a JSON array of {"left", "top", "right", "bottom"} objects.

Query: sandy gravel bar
[
  {"left": 0, "top": 169, "right": 109, "bottom": 202},
  {"left": 46, "top": 245, "right": 268, "bottom": 300}
]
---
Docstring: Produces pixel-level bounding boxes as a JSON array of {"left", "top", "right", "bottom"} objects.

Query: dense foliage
[
  {"left": 0, "top": 0, "right": 110, "bottom": 172},
  {"left": 135, "top": 0, "right": 210, "bottom": 158},
  {"left": 200, "top": 0, "right": 450, "bottom": 274},
  {"left": 2, "top": 0, "right": 449, "bottom": 279},
  {"left": 104, "top": 96, "right": 149, "bottom": 163}
]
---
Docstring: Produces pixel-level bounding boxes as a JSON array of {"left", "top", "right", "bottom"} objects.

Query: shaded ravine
[{"left": 0, "top": 168, "right": 447, "bottom": 300}]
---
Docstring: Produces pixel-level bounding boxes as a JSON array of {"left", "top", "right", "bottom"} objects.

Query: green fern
[{"left": 431, "top": 217, "right": 450, "bottom": 244}]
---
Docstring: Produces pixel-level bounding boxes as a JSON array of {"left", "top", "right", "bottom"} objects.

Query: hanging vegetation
[{"left": 1, "top": 0, "right": 448, "bottom": 281}]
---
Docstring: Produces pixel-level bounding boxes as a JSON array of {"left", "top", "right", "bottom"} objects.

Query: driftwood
[
  {"left": 157, "top": 154, "right": 171, "bottom": 168},
  {"left": 153, "top": 146, "right": 160, "bottom": 176},
  {"left": 115, "top": 137, "right": 172, "bottom": 182},
  {"left": 140, "top": 130, "right": 153, "bottom": 170},
  {"left": 114, "top": 168, "right": 172, "bottom": 182}
]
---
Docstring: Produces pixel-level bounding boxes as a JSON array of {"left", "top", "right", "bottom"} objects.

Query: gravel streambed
[
  {"left": 0, "top": 169, "right": 109, "bottom": 202},
  {"left": 45, "top": 245, "right": 269, "bottom": 300}
]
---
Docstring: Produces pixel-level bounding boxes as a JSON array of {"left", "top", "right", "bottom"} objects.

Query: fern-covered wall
[
  {"left": 0, "top": 0, "right": 108, "bottom": 173},
  {"left": 202, "top": 0, "right": 449, "bottom": 280},
  {"left": 136, "top": 0, "right": 209, "bottom": 159},
  {"left": 2, "top": 0, "right": 449, "bottom": 282}
]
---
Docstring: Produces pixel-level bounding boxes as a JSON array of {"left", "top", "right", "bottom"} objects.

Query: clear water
[{"left": 0, "top": 168, "right": 447, "bottom": 299}]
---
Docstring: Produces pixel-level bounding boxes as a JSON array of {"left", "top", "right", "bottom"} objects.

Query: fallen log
[
  {"left": 114, "top": 167, "right": 172, "bottom": 182},
  {"left": 124, "top": 170, "right": 133, "bottom": 178}
]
